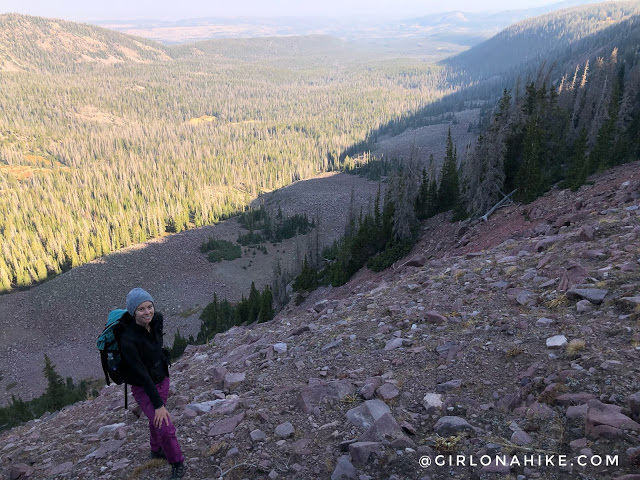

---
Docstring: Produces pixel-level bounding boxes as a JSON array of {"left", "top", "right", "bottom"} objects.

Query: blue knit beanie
[{"left": 126, "top": 288, "right": 154, "bottom": 316}]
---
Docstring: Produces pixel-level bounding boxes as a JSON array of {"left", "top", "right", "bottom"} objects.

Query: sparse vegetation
[
  {"left": 506, "top": 346, "right": 524, "bottom": 357},
  {"left": 0, "top": 355, "right": 95, "bottom": 432},
  {"left": 566, "top": 339, "right": 586, "bottom": 356}
]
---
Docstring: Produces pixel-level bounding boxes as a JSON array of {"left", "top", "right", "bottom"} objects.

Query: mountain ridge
[{"left": 0, "top": 13, "right": 171, "bottom": 72}]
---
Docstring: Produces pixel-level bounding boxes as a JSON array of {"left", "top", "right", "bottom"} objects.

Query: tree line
[{"left": 462, "top": 44, "right": 640, "bottom": 217}]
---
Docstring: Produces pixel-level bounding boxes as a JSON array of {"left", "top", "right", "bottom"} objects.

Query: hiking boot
[
  {"left": 168, "top": 461, "right": 185, "bottom": 479},
  {"left": 150, "top": 449, "right": 166, "bottom": 460}
]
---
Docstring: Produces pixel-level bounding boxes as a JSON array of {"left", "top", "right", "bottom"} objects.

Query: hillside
[
  {"left": 0, "top": 13, "right": 171, "bottom": 72},
  {"left": 444, "top": 1, "right": 640, "bottom": 78},
  {"left": 1, "top": 160, "right": 639, "bottom": 479}
]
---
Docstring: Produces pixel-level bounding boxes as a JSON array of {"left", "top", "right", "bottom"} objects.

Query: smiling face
[{"left": 134, "top": 301, "right": 154, "bottom": 330}]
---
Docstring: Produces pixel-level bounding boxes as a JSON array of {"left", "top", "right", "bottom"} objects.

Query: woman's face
[{"left": 134, "top": 301, "right": 154, "bottom": 328}]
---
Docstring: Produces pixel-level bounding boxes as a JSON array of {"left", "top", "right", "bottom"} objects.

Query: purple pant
[{"left": 130, "top": 377, "right": 184, "bottom": 464}]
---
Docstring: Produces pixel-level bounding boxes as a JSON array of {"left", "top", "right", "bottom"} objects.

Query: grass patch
[
  {"left": 434, "top": 434, "right": 465, "bottom": 453},
  {"left": 504, "top": 266, "right": 518, "bottom": 276},
  {"left": 506, "top": 346, "right": 524, "bottom": 358},
  {"left": 132, "top": 459, "right": 166, "bottom": 479},
  {"left": 6, "top": 382, "right": 17, "bottom": 391},
  {"left": 566, "top": 339, "right": 586, "bottom": 356},
  {"left": 546, "top": 295, "right": 570, "bottom": 309},
  {"left": 178, "top": 307, "right": 200, "bottom": 318}
]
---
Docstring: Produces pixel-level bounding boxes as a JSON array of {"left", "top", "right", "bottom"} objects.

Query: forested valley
[{"left": 0, "top": 23, "right": 457, "bottom": 292}]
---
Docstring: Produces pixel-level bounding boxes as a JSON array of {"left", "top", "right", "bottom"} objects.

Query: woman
[{"left": 120, "top": 287, "right": 185, "bottom": 480}]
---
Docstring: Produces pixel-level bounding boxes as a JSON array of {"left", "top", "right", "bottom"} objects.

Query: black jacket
[{"left": 119, "top": 311, "right": 169, "bottom": 409}]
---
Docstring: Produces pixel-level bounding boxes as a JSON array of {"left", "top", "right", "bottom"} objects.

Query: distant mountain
[
  {"left": 0, "top": 13, "right": 171, "bottom": 72},
  {"left": 410, "top": 0, "right": 597, "bottom": 30},
  {"left": 94, "top": 1, "right": 598, "bottom": 47},
  {"left": 445, "top": 0, "right": 640, "bottom": 77}
]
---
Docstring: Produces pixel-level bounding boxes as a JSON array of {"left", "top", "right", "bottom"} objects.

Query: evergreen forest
[{"left": 0, "top": 19, "right": 459, "bottom": 293}]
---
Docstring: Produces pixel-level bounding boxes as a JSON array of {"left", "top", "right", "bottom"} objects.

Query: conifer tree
[
  {"left": 42, "top": 354, "right": 68, "bottom": 411},
  {"left": 258, "top": 286, "right": 274, "bottom": 323},
  {"left": 515, "top": 117, "right": 543, "bottom": 203},
  {"left": 564, "top": 128, "right": 589, "bottom": 191},
  {"left": 437, "top": 128, "right": 460, "bottom": 213}
]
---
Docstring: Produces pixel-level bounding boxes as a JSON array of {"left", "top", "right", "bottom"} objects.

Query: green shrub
[
  {"left": 201, "top": 238, "right": 241, "bottom": 262},
  {"left": 367, "top": 240, "right": 413, "bottom": 272}
]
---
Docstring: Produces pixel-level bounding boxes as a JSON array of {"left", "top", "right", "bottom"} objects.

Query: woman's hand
[{"left": 154, "top": 406, "right": 170, "bottom": 428}]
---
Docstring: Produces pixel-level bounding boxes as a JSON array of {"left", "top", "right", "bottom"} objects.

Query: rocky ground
[{"left": 2, "top": 160, "right": 640, "bottom": 480}]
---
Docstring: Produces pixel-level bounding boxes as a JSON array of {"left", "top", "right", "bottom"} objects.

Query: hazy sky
[{"left": 0, "top": 0, "right": 572, "bottom": 21}]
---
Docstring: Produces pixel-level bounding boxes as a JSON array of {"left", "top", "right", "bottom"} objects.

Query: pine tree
[
  {"left": 564, "top": 128, "right": 588, "bottom": 191},
  {"left": 437, "top": 128, "right": 460, "bottom": 213},
  {"left": 247, "top": 282, "right": 261, "bottom": 323},
  {"left": 258, "top": 286, "right": 274, "bottom": 323},
  {"left": 515, "top": 117, "right": 543, "bottom": 203},
  {"left": 42, "top": 354, "right": 69, "bottom": 411}
]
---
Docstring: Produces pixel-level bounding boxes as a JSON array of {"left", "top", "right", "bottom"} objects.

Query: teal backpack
[{"left": 97, "top": 309, "right": 129, "bottom": 407}]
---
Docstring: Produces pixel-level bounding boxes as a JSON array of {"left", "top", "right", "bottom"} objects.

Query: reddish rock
[
  {"left": 535, "top": 235, "right": 564, "bottom": 252},
  {"left": 348, "top": 441, "right": 384, "bottom": 464},
  {"left": 566, "top": 404, "right": 588, "bottom": 421},
  {"left": 588, "top": 424, "right": 624, "bottom": 439},
  {"left": 9, "top": 464, "right": 34, "bottom": 480},
  {"left": 578, "top": 226, "right": 596, "bottom": 241},
  {"left": 524, "top": 402, "right": 557, "bottom": 419},
  {"left": 208, "top": 412, "right": 245, "bottom": 436},
  {"left": 586, "top": 400, "right": 640, "bottom": 437},
  {"left": 556, "top": 393, "right": 596, "bottom": 405},
  {"left": 558, "top": 264, "right": 589, "bottom": 291},
  {"left": 359, "top": 377, "right": 383, "bottom": 400},
  {"left": 569, "top": 438, "right": 588, "bottom": 449},
  {"left": 433, "top": 416, "right": 475, "bottom": 436},
  {"left": 359, "top": 413, "right": 415, "bottom": 448},
  {"left": 424, "top": 311, "right": 447, "bottom": 324},
  {"left": 376, "top": 383, "right": 399, "bottom": 401},
  {"left": 403, "top": 256, "right": 426, "bottom": 267},
  {"left": 298, "top": 380, "right": 355, "bottom": 414}
]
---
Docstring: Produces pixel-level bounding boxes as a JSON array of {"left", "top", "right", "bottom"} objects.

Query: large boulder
[
  {"left": 348, "top": 442, "right": 384, "bottom": 465},
  {"left": 586, "top": 400, "right": 640, "bottom": 437},
  {"left": 433, "top": 416, "right": 476, "bottom": 436},
  {"left": 208, "top": 412, "right": 245, "bottom": 437},
  {"left": 566, "top": 288, "right": 608, "bottom": 305},
  {"left": 358, "top": 413, "right": 415, "bottom": 448},
  {"left": 346, "top": 400, "right": 391, "bottom": 430},
  {"left": 331, "top": 456, "right": 357, "bottom": 480},
  {"left": 298, "top": 380, "right": 355, "bottom": 414}
]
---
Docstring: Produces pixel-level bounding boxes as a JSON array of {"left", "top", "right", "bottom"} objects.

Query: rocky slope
[{"left": 1, "top": 160, "right": 640, "bottom": 480}]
